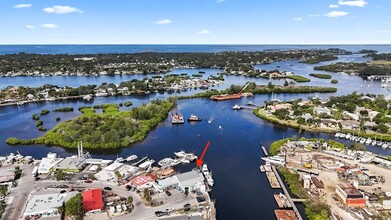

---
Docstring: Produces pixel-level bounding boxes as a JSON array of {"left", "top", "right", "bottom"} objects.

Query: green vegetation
[
  {"left": 37, "top": 125, "right": 46, "bottom": 131},
  {"left": 56, "top": 117, "right": 61, "bottom": 121},
  {"left": 269, "top": 138, "right": 294, "bottom": 156},
  {"left": 286, "top": 75, "right": 310, "bottom": 82},
  {"left": 192, "top": 74, "right": 202, "bottom": 77},
  {"left": 309, "top": 73, "right": 332, "bottom": 79},
  {"left": 32, "top": 114, "right": 39, "bottom": 120},
  {"left": 314, "top": 61, "right": 391, "bottom": 79},
  {"left": 40, "top": 109, "right": 50, "bottom": 115},
  {"left": 36, "top": 120, "right": 43, "bottom": 127},
  {"left": 330, "top": 79, "right": 338, "bottom": 84},
  {"left": 349, "top": 143, "right": 367, "bottom": 151},
  {"left": 300, "top": 55, "right": 338, "bottom": 64},
  {"left": 124, "top": 101, "right": 132, "bottom": 107},
  {"left": 54, "top": 107, "right": 74, "bottom": 112},
  {"left": 304, "top": 202, "right": 330, "bottom": 220},
  {"left": 279, "top": 167, "right": 330, "bottom": 220},
  {"left": 80, "top": 107, "right": 95, "bottom": 115},
  {"left": 327, "top": 140, "right": 346, "bottom": 149},
  {"left": 279, "top": 167, "right": 308, "bottom": 198},
  {"left": 7, "top": 99, "right": 176, "bottom": 149},
  {"left": 55, "top": 170, "right": 66, "bottom": 181},
  {"left": 64, "top": 194, "right": 83, "bottom": 220}
]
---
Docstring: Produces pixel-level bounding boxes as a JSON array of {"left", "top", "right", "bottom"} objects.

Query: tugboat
[
  {"left": 210, "top": 82, "right": 251, "bottom": 101},
  {"left": 171, "top": 113, "right": 185, "bottom": 124},
  {"left": 188, "top": 114, "right": 202, "bottom": 122}
]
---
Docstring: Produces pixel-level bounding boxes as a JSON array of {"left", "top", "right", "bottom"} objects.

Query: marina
[{"left": 265, "top": 171, "right": 281, "bottom": 189}]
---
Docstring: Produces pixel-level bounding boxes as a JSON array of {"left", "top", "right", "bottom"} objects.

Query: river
[{"left": 1, "top": 46, "right": 391, "bottom": 219}]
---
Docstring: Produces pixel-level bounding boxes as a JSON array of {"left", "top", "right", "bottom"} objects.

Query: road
[{"left": 1, "top": 164, "right": 35, "bottom": 220}]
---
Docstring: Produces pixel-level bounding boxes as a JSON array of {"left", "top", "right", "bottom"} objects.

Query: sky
[{"left": 1, "top": 0, "right": 391, "bottom": 44}]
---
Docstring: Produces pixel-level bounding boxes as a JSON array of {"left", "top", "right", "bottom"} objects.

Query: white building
[
  {"left": 158, "top": 170, "right": 206, "bottom": 193},
  {"left": 313, "top": 106, "right": 331, "bottom": 116},
  {"left": 37, "top": 153, "right": 63, "bottom": 174},
  {"left": 95, "top": 162, "right": 139, "bottom": 182},
  {"left": 23, "top": 192, "right": 78, "bottom": 219}
]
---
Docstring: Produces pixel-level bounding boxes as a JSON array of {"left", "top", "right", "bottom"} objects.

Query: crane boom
[{"left": 238, "top": 82, "right": 251, "bottom": 94}]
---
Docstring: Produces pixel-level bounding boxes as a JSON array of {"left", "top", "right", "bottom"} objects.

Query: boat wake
[{"left": 208, "top": 115, "right": 215, "bottom": 124}]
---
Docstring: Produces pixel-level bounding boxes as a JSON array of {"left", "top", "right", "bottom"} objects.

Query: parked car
[
  {"left": 165, "top": 208, "right": 174, "bottom": 213},
  {"left": 196, "top": 196, "right": 206, "bottom": 202},
  {"left": 104, "top": 187, "right": 112, "bottom": 191},
  {"left": 183, "top": 203, "right": 191, "bottom": 211},
  {"left": 155, "top": 211, "right": 169, "bottom": 217},
  {"left": 125, "top": 185, "right": 131, "bottom": 191},
  {"left": 165, "top": 190, "right": 172, "bottom": 196},
  {"left": 84, "top": 179, "right": 92, "bottom": 183}
]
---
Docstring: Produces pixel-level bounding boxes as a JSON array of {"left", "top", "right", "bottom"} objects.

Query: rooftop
[
  {"left": 338, "top": 183, "right": 362, "bottom": 197},
  {"left": 175, "top": 170, "right": 204, "bottom": 187},
  {"left": 82, "top": 189, "right": 103, "bottom": 212},
  {"left": 24, "top": 192, "right": 77, "bottom": 217}
]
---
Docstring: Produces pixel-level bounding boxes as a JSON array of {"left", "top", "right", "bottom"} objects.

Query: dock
[
  {"left": 272, "top": 166, "right": 303, "bottom": 220},
  {"left": 274, "top": 210, "right": 298, "bottom": 220},
  {"left": 259, "top": 165, "right": 265, "bottom": 173},
  {"left": 261, "top": 145, "right": 269, "bottom": 156},
  {"left": 274, "top": 193, "right": 292, "bottom": 208},
  {"left": 266, "top": 171, "right": 281, "bottom": 189}
]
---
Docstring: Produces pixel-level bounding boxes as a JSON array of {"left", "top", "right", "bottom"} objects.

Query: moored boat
[
  {"left": 126, "top": 154, "right": 138, "bottom": 162},
  {"left": 188, "top": 114, "right": 202, "bottom": 122},
  {"left": 171, "top": 113, "right": 185, "bottom": 124},
  {"left": 261, "top": 156, "right": 285, "bottom": 166}
]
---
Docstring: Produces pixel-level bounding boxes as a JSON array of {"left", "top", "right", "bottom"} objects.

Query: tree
[
  {"left": 297, "top": 117, "right": 306, "bottom": 124},
  {"left": 127, "top": 196, "right": 133, "bottom": 205},
  {"left": 267, "top": 82, "right": 274, "bottom": 89},
  {"left": 283, "top": 80, "right": 289, "bottom": 87},
  {"left": 349, "top": 143, "right": 366, "bottom": 151},
  {"left": 143, "top": 188, "right": 152, "bottom": 204},
  {"left": 114, "top": 170, "right": 122, "bottom": 181},
  {"left": 65, "top": 194, "right": 83, "bottom": 220},
  {"left": 55, "top": 170, "right": 65, "bottom": 181},
  {"left": 376, "top": 123, "right": 389, "bottom": 134}
]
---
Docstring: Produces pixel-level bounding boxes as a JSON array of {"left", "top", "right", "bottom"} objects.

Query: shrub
[
  {"left": 32, "top": 114, "right": 40, "bottom": 120},
  {"left": 40, "top": 109, "right": 50, "bottom": 115}
]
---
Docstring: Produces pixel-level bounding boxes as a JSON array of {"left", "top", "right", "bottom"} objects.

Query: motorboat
[
  {"left": 365, "top": 138, "right": 372, "bottom": 145},
  {"left": 261, "top": 156, "right": 285, "bottom": 166},
  {"left": 126, "top": 155, "right": 138, "bottom": 162},
  {"left": 232, "top": 104, "right": 242, "bottom": 110},
  {"left": 188, "top": 114, "right": 202, "bottom": 122},
  {"left": 345, "top": 133, "right": 352, "bottom": 140},
  {"left": 360, "top": 138, "right": 366, "bottom": 144},
  {"left": 335, "top": 133, "right": 341, "bottom": 138}
]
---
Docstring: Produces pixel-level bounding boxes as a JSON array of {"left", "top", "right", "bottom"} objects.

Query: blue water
[
  {"left": 1, "top": 45, "right": 391, "bottom": 220},
  {"left": 1, "top": 44, "right": 391, "bottom": 55}
]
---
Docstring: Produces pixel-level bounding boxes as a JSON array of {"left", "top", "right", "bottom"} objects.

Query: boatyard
[
  {"left": 260, "top": 138, "right": 391, "bottom": 220},
  {"left": 0, "top": 147, "right": 216, "bottom": 220}
]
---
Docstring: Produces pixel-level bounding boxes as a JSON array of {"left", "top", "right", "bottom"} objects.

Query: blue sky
[{"left": 1, "top": 0, "right": 390, "bottom": 44}]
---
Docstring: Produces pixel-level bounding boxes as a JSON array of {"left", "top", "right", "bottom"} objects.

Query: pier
[
  {"left": 271, "top": 166, "right": 303, "bottom": 220},
  {"left": 265, "top": 171, "right": 281, "bottom": 189}
]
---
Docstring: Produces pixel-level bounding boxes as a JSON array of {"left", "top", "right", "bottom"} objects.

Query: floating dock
[
  {"left": 274, "top": 193, "right": 292, "bottom": 208},
  {"left": 274, "top": 210, "right": 298, "bottom": 220},
  {"left": 266, "top": 171, "right": 281, "bottom": 189}
]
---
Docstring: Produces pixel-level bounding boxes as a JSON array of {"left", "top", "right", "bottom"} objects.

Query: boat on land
[
  {"left": 171, "top": 113, "right": 184, "bottom": 124},
  {"left": 188, "top": 114, "right": 202, "bottom": 122},
  {"left": 261, "top": 156, "right": 285, "bottom": 166},
  {"left": 158, "top": 157, "right": 181, "bottom": 167},
  {"left": 210, "top": 82, "right": 252, "bottom": 101}
]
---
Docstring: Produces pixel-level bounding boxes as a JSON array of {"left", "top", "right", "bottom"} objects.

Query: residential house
[
  {"left": 268, "top": 103, "right": 292, "bottom": 113},
  {"left": 339, "top": 120, "right": 360, "bottom": 130},
  {"left": 343, "top": 111, "right": 360, "bottom": 121},
  {"left": 313, "top": 106, "right": 331, "bottom": 116}
]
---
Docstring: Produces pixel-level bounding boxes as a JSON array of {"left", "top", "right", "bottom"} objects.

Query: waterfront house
[
  {"left": 342, "top": 111, "right": 360, "bottom": 121},
  {"left": 368, "top": 110, "right": 380, "bottom": 122},
  {"left": 0, "top": 169, "right": 15, "bottom": 183},
  {"left": 268, "top": 103, "right": 292, "bottom": 113},
  {"left": 298, "top": 100, "right": 313, "bottom": 107},
  {"left": 313, "top": 106, "right": 331, "bottom": 116},
  {"left": 26, "top": 94, "right": 34, "bottom": 100},
  {"left": 339, "top": 120, "right": 360, "bottom": 130},
  {"left": 320, "top": 119, "right": 338, "bottom": 128}
]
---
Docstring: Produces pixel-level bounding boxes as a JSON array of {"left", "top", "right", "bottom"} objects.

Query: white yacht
[
  {"left": 382, "top": 143, "right": 388, "bottom": 149},
  {"left": 232, "top": 105, "right": 242, "bottom": 110},
  {"left": 334, "top": 133, "right": 341, "bottom": 138},
  {"left": 345, "top": 133, "right": 352, "bottom": 140},
  {"left": 360, "top": 138, "right": 366, "bottom": 144},
  {"left": 339, "top": 133, "right": 346, "bottom": 138},
  {"left": 126, "top": 155, "right": 138, "bottom": 162},
  {"left": 201, "top": 164, "right": 214, "bottom": 187},
  {"left": 365, "top": 138, "right": 372, "bottom": 145},
  {"left": 158, "top": 157, "right": 174, "bottom": 167},
  {"left": 261, "top": 156, "right": 285, "bottom": 166}
]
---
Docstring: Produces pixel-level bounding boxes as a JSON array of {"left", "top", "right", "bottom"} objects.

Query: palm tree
[{"left": 127, "top": 196, "right": 133, "bottom": 205}]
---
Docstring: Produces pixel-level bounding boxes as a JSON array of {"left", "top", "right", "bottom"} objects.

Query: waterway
[{"left": 1, "top": 46, "right": 391, "bottom": 219}]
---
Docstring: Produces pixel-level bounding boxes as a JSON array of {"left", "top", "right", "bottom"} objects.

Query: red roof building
[
  {"left": 129, "top": 174, "right": 157, "bottom": 187},
  {"left": 82, "top": 189, "right": 104, "bottom": 212}
]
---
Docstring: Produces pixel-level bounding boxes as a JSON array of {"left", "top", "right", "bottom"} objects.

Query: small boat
[
  {"left": 356, "top": 137, "right": 361, "bottom": 143},
  {"left": 205, "top": 175, "right": 214, "bottom": 186},
  {"left": 174, "top": 151, "right": 197, "bottom": 161},
  {"left": 259, "top": 165, "right": 266, "bottom": 172},
  {"left": 360, "top": 138, "right": 366, "bottom": 144},
  {"left": 158, "top": 157, "right": 174, "bottom": 167},
  {"left": 115, "top": 157, "right": 124, "bottom": 163},
  {"left": 180, "top": 158, "right": 190, "bottom": 164},
  {"left": 339, "top": 133, "right": 346, "bottom": 138},
  {"left": 171, "top": 113, "right": 185, "bottom": 124},
  {"left": 201, "top": 164, "right": 214, "bottom": 186},
  {"left": 138, "top": 159, "right": 155, "bottom": 169},
  {"left": 377, "top": 141, "right": 383, "bottom": 146},
  {"left": 126, "top": 154, "right": 138, "bottom": 162},
  {"left": 188, "top": 114, "right": 202, "bottom": 122},
  {"left": 382, "top": 143, "right": 388, "bottom": 149},
  {"left": 232, "top": 105, "right": 242, "bottom": 110},
  {"left": 335, "top": 133, "right": 341, "bottom": 138},
  {"left": 365, "top": 138, "right": 372, "bottom": 145},
  {"left": 345, "top": 133, "right": 352, "bottom": 140},
  {"left": 174, "top": 150, "right": 186, "bottom": 158},
  {"left": 241, "top": 92, "right": 254, "bottom": 97},
  {"left": 371, "top": 140, "right": 377, "bottom": 146}
]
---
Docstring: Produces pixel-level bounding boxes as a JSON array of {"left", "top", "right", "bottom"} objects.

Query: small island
[{"left": 7, "top": 98, "right": 176, "bottom": 148}]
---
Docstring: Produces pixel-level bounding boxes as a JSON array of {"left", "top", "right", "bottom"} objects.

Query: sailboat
[{"left": 271, "top": 92, "right": 281, "bottom": 102}]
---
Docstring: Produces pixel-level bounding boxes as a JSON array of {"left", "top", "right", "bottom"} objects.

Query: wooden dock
[
  {"left": 266, "top": 171, "right": 281, "bottom": 189},
  {"left": 275, "top": 210, "right": 298, "bottom": 220},
  {"left": 272, "top": 166, "right": 303, "bottom": 220},
  {"left": 274, "top": 193, "right": 292, "bottom": 208}
]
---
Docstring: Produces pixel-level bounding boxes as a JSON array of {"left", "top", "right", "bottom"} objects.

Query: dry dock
[{"left": 266, "top": 171, "right": 281, "bottom": 189}]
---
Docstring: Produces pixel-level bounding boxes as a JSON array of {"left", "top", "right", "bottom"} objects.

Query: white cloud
[
  {"left": 43, "top": 5, "right": 83, "bottom": 14},
  {"left": 216, "top": 0, "right": 225, "bottom": 3},
  {"left": 329, "top": 4, "right": 339, "bottom": 8},
  {"left": 197, "top": 29, "right": 211, "bottom": 34},
  {"left": 338, "top": 0, "right": 367, "bottom": 7},
  {"left": 13, "top": 4, "right": 32, "bottom": 9},
  {"left": 309, "top": 14, "right": 320, "bottom": 17},
  {"left": 40, "top": 23, "right": 58, "bottom": 29},
  {"left": 155, "top": 19, "right": 172, "bottom": 25},
  {"left": 25, "top": 25, "right": 35, "bottom": 29},
  {"left": 293, "top": 17, "right": 303, "bottom": 21},
  {"left": 324, "top": 11, "right": 349, "bottom": 17}
]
